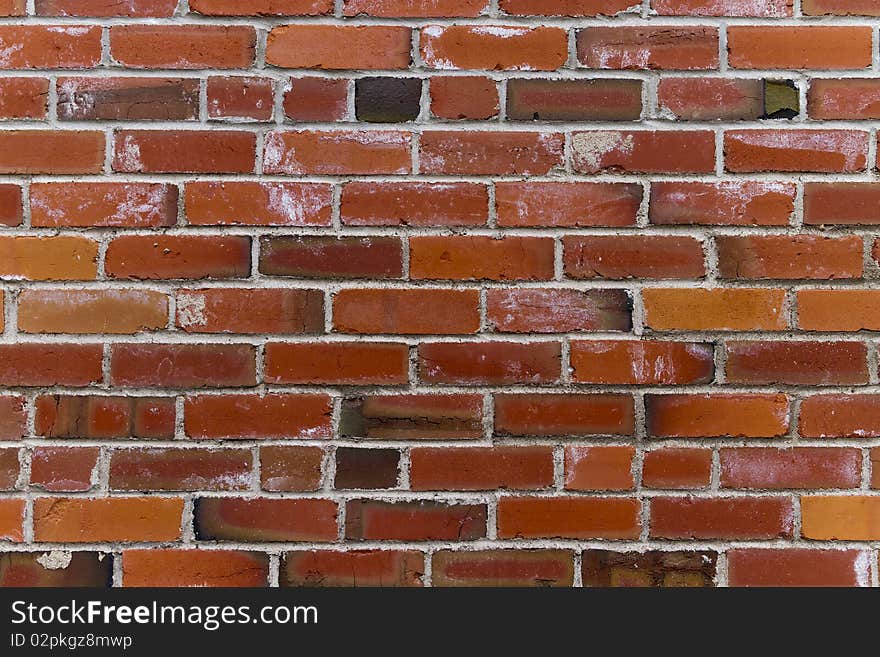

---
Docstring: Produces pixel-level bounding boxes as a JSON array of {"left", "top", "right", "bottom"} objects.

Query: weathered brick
[
  {"left": 421, "top": 25, "right": 567, "bottom": 71},
  {"left": 281, "top": 550, "right": 424, "bottom": 587},
  {"left": 340, "top": 394, "right": 484, "bottom": 440},
  {"left": 487, "top": 289, "right": 632, "bottom": 333},
  {"left": 582, "top": 550, "right": 717, "bottom": 587},
  {"left": 346, "top": 499, "right": 486, "bottom": 541},
  {"left": 58, "top": 77, "right": 200, "bottom": 121},
  {"left": 577, "top": 27, "right": 719, "bottom": 70},
  {"left": 433, "top": 550, "right": 574, "bottom": 587},
  {"left": 123, "top": 550, "right": 268, "bottom": 587}
]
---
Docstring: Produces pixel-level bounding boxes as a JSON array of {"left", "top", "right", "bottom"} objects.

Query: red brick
[
  {"left": 432, "top": 550, "right": 574, "bottom": 587},
  {"left": 0, "top": 26, "right": 101, "bottom": 69},
  {"left": 0, "top": 345, "right": 103, "bottom": 387},
  {"left": 642, "top": 448, "right": 712, "bottom": 489},
  {"left": 33, "top": 497, "right": 183, "bottom": 543},
  {"left": 506, "top": 78, "right": 642, "bottom": 121},
  {"left": 31, "top": 182, "right": 177, "bottom": 228},
  {"left": 654, "top": 0, "right": 791, "bottom": 15},
  {"left": 727, "top": 549, "right": 870, "bottom": 587},
  {"left": 192, "top": 0, "right": 332, "bottom": 14},
  {"left": 35, "top": 395, "right": 175, "bottom": 440},
  {"left": 207, "top": 76, "right": 274, "bottom": 121},
  {"left": 797, "top": 290, "right": 880, "bottom": 331},
  {"left": 410, "top": 447, "right": 554, "bottom": 491},
  {"left": 420, "top": 131, "right": 563, "bottom": 175},
  {"left": 651, "top": 497, "right": 793, "bottom": 539},
  {"left": 176, "top": 288, "right": 323, "bottom": 334},
  {"left": 500, "top": 0, "right": 633, "bottom": 14},
  {"left": 572, "top": 130, "right": 715, "bottom": 174},
  {"left": 0, "top": 78, "right": 49, "bottom": 119},
  {"left": 725, "top": 130, "right": 868, "bottom": 173},
  {"left": 410, "top": 236, "right": 554, "bottom": 281},
  {"left": 0, "top": 448, "right": 20, "bottom": 490},
  {"left": 340, "top": 394, "right": 484, "bottom": 440},
  {"left": 0, "top": 185, "right": 22, "bottom": 227},
  {"left": 564, "top": 235, "right": 705, "bottom": 280},
  {"left": 650, "top": 181, "right": 795, "bottom": 226},
  {"left": 341, "top": 182, "right": 488, "bottom": 227},
  {"left": 725, "top": 341, "right": 868, "bottom": 385},
  {"left": 570, "top": 340, "right": 714, "bottom": 385},
  {"left": 803, "top": 0, "right": 880, "bottom": 14},
  {"left": 808, "top": 79, "right": 880, "bottom": 120},
  {"left": 419, "top": 341, "right": 561, "bottom": 385},
  {"left": 264, "top": 130, "right": 411, "bottom": 175},
  {"left": 37, "top": 0, "right": 178, "bottom": 15},
  {"left": 283, "top": 77, "right": 348, "bottom": 121},
  {"left": 577, "top": 27, "right": 719, "bottom": 70},
  {"left": 346, "top": 499, "right": 486, "bottom": 541},
  {"left": 642, "top": 288, "right": 787, "bottom": 331},
  {"left": 0, "top": 131, "right": 104, "bottom": 174},
  {"left": 0, "top": 0, "right": 23, "bottom": 14},
  {"left": 333, "top": 288, "right": 480, "bottom": 335},
  {"left": 0, "top": 397, "right": 25, "bottom": 441},
  {"left": 114, "top": 130, "right": 256, "bottom": 173},
  {"left": 496, "top": 181, "right": 641, "bottom": 227},
  {"left": 0, "top": 552, "right": 111, "bottom": 587},
  {"left": 345, "top": 0, "right": 486, "bottom": 15},
  {"left": 18, "top": 289, "right": 168, "bottom": 335},
  {"left": 720, "top": 447, "right": 861, "bottom": 490},
  {"left": 30, "top": 447, "right": 99, "bottom": 492},
  {"left": 260, "top": 446, "right": 324, "bottom": 492},
  {"left": 716, "top": 234, "right": 862, "bottom": 279},
  {"left": 57, "top": 77, "right": 200, "bottom": 121},
  {"left": 0, "top": 500, "right": 24, "bottom": 542},
  {"left": 728, "top": 26, "right": 872, "bottom": 69},
  {"left": 487, "top": 289, "right": 632, "bottom": 333},
  {"left": 564, "top": 446, "right": 634, "bottom": 491},
  {"left": 497, "top": 497, "right": 640, "bottom": 539},
  {"left": 267, "top": 25, "right": 411, "bottom": 69},
  {"left": 805, "top": 182, "right": 880, "bottom": 225},
  {"left": 110, "top": 344, "right": 256, "bottom": 388},
  {"left": 494, "top": 393, "right": 635, "bottom": 437},
  {"left": 646, "top": 394, "right": 790, "bottom": 438},
  {"left": 110, "top": 448, "right": 253, "bottom": 491},
  {"left": 185, "top": 393, "right": 332, "bottom": 440},
  {"left": 265, "top": 342, "right": 409, "bottom": 385},
  {"left": 430, "top": 76, "right": 499, "bottom": 120},
  {"left": 195, "top": 498, "right": 338, "bottom": 542},
  {"left": 658, "top": 77, "right": 765, "bottom": 120},
  {"left": 799, "top": 394, "right": 880, "bottom": 438},
  {"left": 282, "top": 550, "right": 424, "bottom": 587},
  {"left": 421, "top": 25, "right": 567, "bottom": 71},
  {"left": 123, "top": 550, "right": 268, "bottom": 587},
  {"left": 185, "top": 181, "right": 332, "bottom": 227},
  {"left": 261, "top": 236, "right": 403, "bottom": 279},
  {"left": 111, "top": 25, "right": 256, "bottom": 69},
  {"left": 105, "top": 235, "right": 251, "bottom": 280}
]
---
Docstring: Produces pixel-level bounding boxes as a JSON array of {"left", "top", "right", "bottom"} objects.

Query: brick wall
[{"left": 0, "top": 0, "right": 877, "bottom": 588}]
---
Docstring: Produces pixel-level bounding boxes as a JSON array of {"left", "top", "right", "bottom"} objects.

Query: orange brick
[{"left": 728, "top": 26, "right": 872, "bottom": 69}]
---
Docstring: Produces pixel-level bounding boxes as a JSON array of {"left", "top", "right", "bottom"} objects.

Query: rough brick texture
[{"left": 0, "top": 1, "right": 877, "bottom": 591}]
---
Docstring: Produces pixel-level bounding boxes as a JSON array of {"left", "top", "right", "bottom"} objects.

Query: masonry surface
[{"left": 0, "top": 0, "right": 878, "bottom": 588}]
